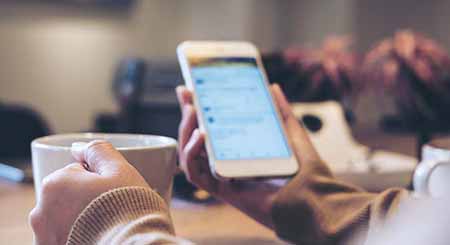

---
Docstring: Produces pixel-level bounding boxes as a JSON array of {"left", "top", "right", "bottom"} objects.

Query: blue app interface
[{"left": 190, "top": 57, "right": 291, "bottom": 160}]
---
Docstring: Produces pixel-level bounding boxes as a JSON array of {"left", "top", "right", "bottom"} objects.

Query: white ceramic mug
[
  {"left": 31, "top": 133, "right": 177, "bottom": 204},
  {"left": 413, "top": 138, "right": 450, "bottom": 197}
]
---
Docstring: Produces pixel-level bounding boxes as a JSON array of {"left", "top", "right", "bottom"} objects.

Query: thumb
[
  {"left": 71, "top": 140, "right": 127, "bottom": 176},
  {"left": 271, "top": 83, "right": 307, "bottom": 139},
  {"left": 271, "top": 84, "right": 321, "bottom": 164}
]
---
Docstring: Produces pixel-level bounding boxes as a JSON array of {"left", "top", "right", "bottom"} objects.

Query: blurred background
[
  {"left": 3, "top": 1, "right": 450, "bottom": 243},
  {"left": 2, "top": 0, "right": 450, "bottom": 195},
  {"left": 2, "top": 0, "right": 450, "bottom": 134}
]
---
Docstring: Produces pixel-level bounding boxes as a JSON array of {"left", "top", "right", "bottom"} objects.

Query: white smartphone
[{"left": 177, "top": 41, "right": 298, "bottom": 180}]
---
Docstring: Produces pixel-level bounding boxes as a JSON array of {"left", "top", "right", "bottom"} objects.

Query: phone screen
[{"left": 189, "top": 57, "right": 291, "bottom": 160}]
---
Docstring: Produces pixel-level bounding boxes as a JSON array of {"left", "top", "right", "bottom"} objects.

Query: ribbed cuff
[{"left": 67, "top": 186, "right": 171, "bottom": 245}]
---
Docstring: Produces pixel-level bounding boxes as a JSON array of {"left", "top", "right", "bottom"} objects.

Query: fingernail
[{"left": 273, "top": 83, "right": 280, "bottom": 90}]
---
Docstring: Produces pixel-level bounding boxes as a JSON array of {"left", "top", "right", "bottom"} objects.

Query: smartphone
[{"left": 177, "top": 41, "right": 298, "bottom": 180}]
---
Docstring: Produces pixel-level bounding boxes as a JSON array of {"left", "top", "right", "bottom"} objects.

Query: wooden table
[
  {"left": 0, "top": 130, "right": 417, "bottom": 244},
  {"left": 0, "top": 179, "right": 283, "bottom": 245}
]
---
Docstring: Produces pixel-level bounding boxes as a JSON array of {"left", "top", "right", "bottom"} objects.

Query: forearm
[{"left": 270, "top": 159, "right": 410, "bottom": 244}]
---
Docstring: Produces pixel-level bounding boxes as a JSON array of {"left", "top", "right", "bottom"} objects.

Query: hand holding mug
[{"left": 29, "top": 140, "right": 149, "bottom": 245}]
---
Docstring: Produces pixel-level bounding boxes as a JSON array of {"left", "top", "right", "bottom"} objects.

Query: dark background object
[
  {"left": 96, "top": 58, "right": 202, "bottom": 200},
  {"left": 0, "top": 103, "right": 51, "bottom": 182},
  {"left": 301, "top": 114, "right": 323, "bottom": 133},
  {"left": 113, "top": 58, "right": 147, "bottom": 133},
  {"left": 0, "top": 103, "right": 50, "bottom": 158},
  {"left": 262, "top": 53, "right": 304, "bottom": 101},
  {"left": 263, "top": 53, "right": 356, "bottom": 125},
  {"left": 263, "top": 36, "right": 358, "bottom": 104},
  {"left": 103, "top": 58, "right": 182, "bottom": 138}
]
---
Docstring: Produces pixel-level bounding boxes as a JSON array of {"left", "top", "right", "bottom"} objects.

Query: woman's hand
[
  {"left": 176, "top": 85, "right": 222, "bottom": 195},
  {"left": 176, "top": 84, "right": 321, "bottom": 229},
  {"left": 29, "top": 140, "right": 150, "bottom": 245}
]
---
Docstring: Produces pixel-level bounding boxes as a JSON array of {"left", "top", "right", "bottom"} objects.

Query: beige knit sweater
[
  {"left": 67, "top": 187, "right": 191, "bottom": 245},
  {"left": 67, "top": 159, "right": 409, "bottom": 244}
]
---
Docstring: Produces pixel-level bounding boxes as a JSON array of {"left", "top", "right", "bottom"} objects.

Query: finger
[
  {"left": 271, "top": 84, "right": 305, "bottom": 137},
  {"left": 178, "top": 104, "right": 198, "bottom": 150},
  {"left": 176, "top": 86, "right": 193, "bottom": 110},
  {"left": 29, "top": 206, "right": 45, "bottom": 240},
  {"left": 40, "top": 162, "right": 87, "bottom": 195},
  {"left": 61, "top": 162, "right": 88, "bottom": 173},
  {"left": 271, "top": 84, "right": 297, "bottom": 125},
  {"left": 180, "top": 132, "right": 221, "bottom": 193},
  {"left": 29, "top": 205, "right": 53, "bottom": 245},
  {"left": 40, "top": 163, "right": 93, "bottom": 193},
  {"left": 271, "top": 84, "right": 320, "bottom": 163},
  {"left": 71, "top": 140, "right": 127, "bottom": 176},
  {"left": 37, "top": 162, "right": 92, "bottom": 211},
  {"left": 194, "top": 143, "right": 220, "bottom": 191},
  {"left": 181, "top": 129, "right": 205, "bottom": 182}
]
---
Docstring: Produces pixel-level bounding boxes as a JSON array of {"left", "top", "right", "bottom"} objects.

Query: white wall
[
  {"left": 278, "top": 0, "right": 356, "bottom": 47},
  {"left": 0, "top": 1, "right": 285, "bottom": 133},
  {"left": 0, "top": 2, "right": 133, "bottom": 132},
  {"left": 1, "top": 1, "right": 450, "bottom": 132}
]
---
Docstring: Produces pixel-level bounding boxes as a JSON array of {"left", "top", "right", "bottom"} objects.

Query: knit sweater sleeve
[
  {"left": 66, "top": 186, "right": 192, "bottom": 245},
  {"left": 271, "top": 158, "right": 410, "bottom": 244}
]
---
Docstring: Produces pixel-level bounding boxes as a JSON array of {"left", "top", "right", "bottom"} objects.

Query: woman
[{"left": 30, "top": 85, "right": 408, "bottom": 245}]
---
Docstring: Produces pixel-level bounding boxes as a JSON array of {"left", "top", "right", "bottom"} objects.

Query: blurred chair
[
  {"left": 96, "top": 58, "right": 181, "bottom": 138},
  {"left": 0, "top": 103, "right": 51, "bottom": 182},
  {"left": 112, "top": 58, "right": 147, "bottom": 133},
  {"left": 0, "top": 103, "right": 50, "bottom": 158},
  {"left": 291, "top": 101, "right": 417, "bottom": 191}
]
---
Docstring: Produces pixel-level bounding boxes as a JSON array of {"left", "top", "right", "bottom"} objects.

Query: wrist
[{"left": 67, "top": 186, "right": 172, "bottom": 245}]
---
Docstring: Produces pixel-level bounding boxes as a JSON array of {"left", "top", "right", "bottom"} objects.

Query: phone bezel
[{"left": 177, "top": 41, "right": 298, "bottom": 180}]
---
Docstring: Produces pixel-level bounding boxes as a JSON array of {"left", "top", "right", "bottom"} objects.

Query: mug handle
[{"left": 413, "top": 160, "right": 450, "bottom": 196}]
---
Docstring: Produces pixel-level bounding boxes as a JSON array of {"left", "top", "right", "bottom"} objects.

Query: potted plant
[
  {"left": 361, "top": 30, "right": 450, "bottom": 153},
  {"left": 263, "top": 36, "right": 359, "bottom": 122}
]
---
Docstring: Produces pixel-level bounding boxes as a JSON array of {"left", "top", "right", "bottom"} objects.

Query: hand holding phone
[
  {"left": 177, "top": 83, "right": 324, "bottom": 228},
  {"left": 177, "top": 41, "right": 298, "bottom": 180}
]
